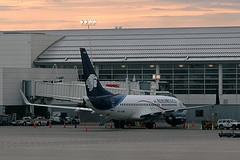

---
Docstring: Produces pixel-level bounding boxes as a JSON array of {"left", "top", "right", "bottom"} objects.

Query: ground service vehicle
[
  {"left": 64, "top": 116, "right": 80, "bottom": 124},
  {"left": 11, "top": 116, "right": 32, "bottom": 126},
  {"left": 217, "top": 119, "right": 240, "bottom": 130},
  {"left": 201, "top": 120, "right": 217, "bottom": 130},
  {"left": 26, "top": 117, "right": 50, "bottom": 126},
  {"left": 0, "top": 115, "right": 11, "bottom": 125}
]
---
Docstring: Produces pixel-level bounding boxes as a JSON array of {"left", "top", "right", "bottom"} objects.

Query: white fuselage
[{"left": 84, "top": 95, "right": 187, "bottom": 121}]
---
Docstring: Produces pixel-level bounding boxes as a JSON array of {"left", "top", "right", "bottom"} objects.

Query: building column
[
  {"left": 156, "top": 64, "right": 160, "bottom": 75},
  {"left": 155, "top": 64, "right": 160, "bottom": 92},
  {"left": 95, "top": 64, "right": 99, "bottom": 76},
  {"left": 218, "top": 64, "right": 223, "bottom": 95}
]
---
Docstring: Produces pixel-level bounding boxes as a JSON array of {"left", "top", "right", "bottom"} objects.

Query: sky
[{"left": 1, "top": 0, "right": 240, "bottom": 31}]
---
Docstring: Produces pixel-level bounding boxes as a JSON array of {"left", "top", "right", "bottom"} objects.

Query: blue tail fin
[{"left": 80, "top": 48, "right": 113, "bottom": 98}]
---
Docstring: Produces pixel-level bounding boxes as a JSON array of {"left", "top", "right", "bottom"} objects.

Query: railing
[{"left": 34, "top": 80, "right": 171, "bottom": 103}]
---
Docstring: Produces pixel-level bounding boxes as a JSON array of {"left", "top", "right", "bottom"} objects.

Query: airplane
[{"left": 20, "top": 48, "right": 218, "bottom": 129}]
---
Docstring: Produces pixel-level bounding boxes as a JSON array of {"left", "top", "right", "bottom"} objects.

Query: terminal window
[{"left": 195, "top": 110, "right": 204, "bottom": 117}]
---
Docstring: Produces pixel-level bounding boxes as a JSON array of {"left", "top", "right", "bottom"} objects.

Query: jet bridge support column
[
  {"left": 29, "top": 106, "right": 34, "bottom": 115},
  {"left": 48, "top": 107, "right": 52, "bottom": 117},
  {"left": 43, "top": 98, "right": 53, "bottom": 117}
]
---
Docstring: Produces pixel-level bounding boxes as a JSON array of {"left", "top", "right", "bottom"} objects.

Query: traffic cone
[
  {"left": 49, "top": 123, "right": 52, "bottom": 128},
  {"left": 187, "top": 124, "right": 189, "bottom": 130},
  {"left": 153, "top": 124, "right": 156, "bottom": 129},
  {"left": 85, "top": 123, "right": 88, "bottom": 131},
  {"left": 34, "top": 123, "right": 36, "bottom": 128},
  {"left": 64, "top": 123, "right": 66, "bottom": 128},
  {"left": 110, "top": 123, "right": 112, "bottom": 129},
  {"left": 183, "top": 123, "right": 186, "bottom": 129},
  {"left": 192, "top": 121, "right": 195, "bottom": 127}
]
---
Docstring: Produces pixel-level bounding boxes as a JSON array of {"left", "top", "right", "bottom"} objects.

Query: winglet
[{"left": 19, "top": 89, "right": 31, "bottom": 105}]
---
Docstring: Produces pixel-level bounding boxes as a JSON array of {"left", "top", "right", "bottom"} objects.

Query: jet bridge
[
  {"left": 27, "top": 80, "right": 147, "bottom": 104},
  {"left": 35, "top": 81, "right": 87, "bottom": 103},
  {"left": 23, "top": 80, "right": 172, "bottom": 105}
]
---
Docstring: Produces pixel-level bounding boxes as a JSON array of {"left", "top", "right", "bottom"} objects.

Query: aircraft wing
[
  {"left": 140, "top": 104, "right": 211, "bottom": 118},
  {"left": 174, "top": 105, "right": 211, "bottom": 112},
  {"left": 141, "top": 88, "right": 219, "bottom": 118},
  {"left": 20, "top": 89, "right": 93, "bottom": 112}
]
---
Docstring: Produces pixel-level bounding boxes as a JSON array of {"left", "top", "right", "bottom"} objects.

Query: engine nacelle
[{"left": 165, "top": 113, "right": 186, "bottom": 126}]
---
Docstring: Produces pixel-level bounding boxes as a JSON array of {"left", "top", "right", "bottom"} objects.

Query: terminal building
[{"left": 1, "top": 26, "right": 240, "bottom": 122}]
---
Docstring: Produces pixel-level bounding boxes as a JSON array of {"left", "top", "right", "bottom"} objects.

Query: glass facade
[
  {"left": 222, "top": 64, "right": 240, "bottom": 94},
  {"left": 98, "top": 64, "right": 155, "bottom": 81},
  {"left": 97, "top": 63, "right": 219, "bottom": 94},
  {"left": 49, "top": 63, "right": 240, "bottom": 95},
  {"left": 159, "top": 64, "right": 218, "bottom": 94}
]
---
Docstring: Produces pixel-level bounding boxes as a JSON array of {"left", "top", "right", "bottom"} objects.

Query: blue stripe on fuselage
[
  {"left": 90, "top": 95, "right": 127, "bottom": 111},
  {"left": 114, "top": 95, "right": 127, "bottom": 108}
]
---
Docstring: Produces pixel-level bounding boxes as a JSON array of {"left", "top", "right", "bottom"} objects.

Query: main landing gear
[
  {"left": 146, "top": 122, "right": 155, "bottom": 129},
  {"left": 113, "top": 120, "right": 125, "bottom": 129},
  {"left": 112, "top": 120, "right": 156, "bottom": 129}
]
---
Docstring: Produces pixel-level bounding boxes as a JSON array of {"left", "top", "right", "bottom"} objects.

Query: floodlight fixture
[
  {"left": 80, "top": 20, "right": 97, "bottom": 26},
  {"left": 80, "top": 19, "right": 97, "bottom": 63}
]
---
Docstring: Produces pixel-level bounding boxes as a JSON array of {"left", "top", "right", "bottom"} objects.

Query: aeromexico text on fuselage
[{"left": 88, "top": 94, "right": 179, "bottom": 111}]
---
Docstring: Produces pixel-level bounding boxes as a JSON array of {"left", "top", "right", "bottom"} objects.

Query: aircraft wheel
[
  {"left": 219, "top": 125, "right": 224, "bottom": 130},
  {"left": 113, "top": 120, "right": 125, "bottom": 129},
  {"left": 232, "top": 125, "right": 236, "bottom": 130},
  {"left": 146, "top": 122, "right": 154, "bottom": 129},
  {"left": 113, "top": 120, "right": 119, "bottom": 129},
  {"left": 119, "top": 121, "right": 125, "bottom": 129}
]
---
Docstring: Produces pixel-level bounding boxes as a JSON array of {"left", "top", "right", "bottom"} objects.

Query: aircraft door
[{"left": 110, "top": 99, "right": 115, "bottom": 112}]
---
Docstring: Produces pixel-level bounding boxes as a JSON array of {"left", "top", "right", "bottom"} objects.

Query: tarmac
[{"left": 1, "top": 123, "right": 240, "bottom": 160}]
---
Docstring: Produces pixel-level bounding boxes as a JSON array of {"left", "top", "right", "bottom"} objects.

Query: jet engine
[{"left": 165, "top": 113, "right": 186, "bottom": 126}]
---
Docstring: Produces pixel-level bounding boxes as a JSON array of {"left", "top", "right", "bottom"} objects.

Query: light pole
[{"left": 80, "top": 20, "right": 96, "bottom": 62}]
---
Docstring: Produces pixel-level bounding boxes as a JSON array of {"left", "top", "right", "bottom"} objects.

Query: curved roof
[{"left": 34, "top": 26, "right": 240, "bottom": 65}]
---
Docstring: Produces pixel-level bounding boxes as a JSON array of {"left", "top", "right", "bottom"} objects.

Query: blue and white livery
[{"left": 80, "top": 48, "right": 211, "bottom": 129}]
